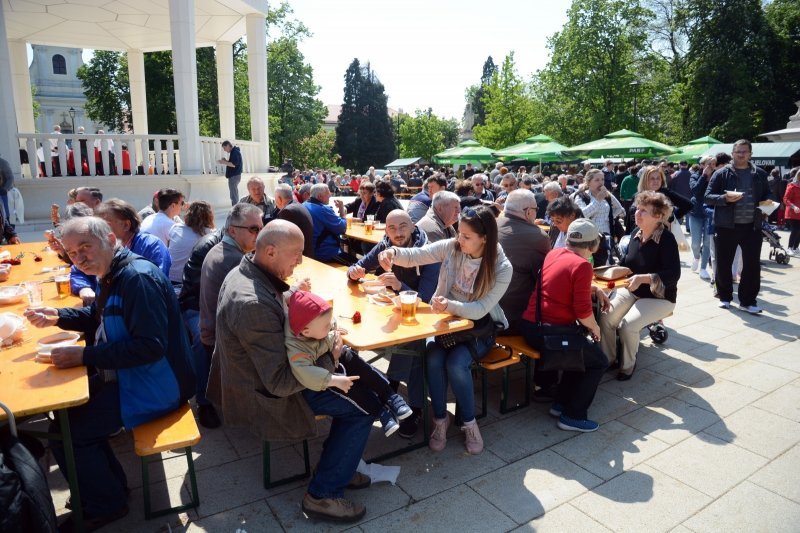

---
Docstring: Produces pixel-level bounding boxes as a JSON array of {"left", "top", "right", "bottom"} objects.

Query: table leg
[{"left": 58, "top": 408, "right": 84, "bottom": 533}]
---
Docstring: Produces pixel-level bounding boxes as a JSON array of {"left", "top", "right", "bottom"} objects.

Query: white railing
[
  {"left": 16, "top": 133, "right": 182, "bottom": 178},
  {"left": 200, "top": 137, "right": 260, "bottom": 175}
]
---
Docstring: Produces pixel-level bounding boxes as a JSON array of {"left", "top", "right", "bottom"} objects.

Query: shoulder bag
[
  {"left": 434, "top": 312, "right": 503, "bottom": 361},
  {"left": 531, "top": 268, "right": 588, "bottom": 372}
]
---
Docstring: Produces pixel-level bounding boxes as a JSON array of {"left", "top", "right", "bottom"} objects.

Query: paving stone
[
  {"left": 551, "top": 420, "right": 670, "bottom": 481},
  {"left": 672, "top": 377, "right": 765, "bottom": 417},
  {"left": 704, "top": 405, "right": 800, "bottom": 459},
  {"left": 645, "top": 432, "right": 766, "bottom": 497},
  {"left": 684, "top": 481, "right": 800, "bottom": 533},
  {"left": 389, "top": 441, "right": 507, "bottom": 501},
  {"left": 572, "top": 464, "right": 712, "bottom": 533},
  {"left": 512, "top": 503, "right": 611, "bottom": 532},
  {"left": 481, "top": 405, "right": 575, "bottom": 463},
  {"left": 598, "top": 368, "right": 683, "bottom": 406},
  {"left": 750, "top": 444, "right": 800, "bottom": 503},
  {"left": 360, "top": 484, "right": 516, "bottom": 532},
  {"left": 468, "top": 449, "right": 603, "bottom": 524},
  {"left": 186, "top": 499, "right": 278, "bottom": 532},
  {"left": 755, "top": 341, "right": 800, "bottom": 373},
  {"left": 647, "top": 357, "right": 724, "bottom": 385},
  {"left": 617, "top": 396, "right": 722, "bottom": 444},
  {"left": 585, "top": 388, "right": 641, "bottom": 424},
  {"left": 753, "top": 383, "right": 800, "bottom": 422},
  {"left": 110, "top": 478, "right": 196, "bottom": 533}
]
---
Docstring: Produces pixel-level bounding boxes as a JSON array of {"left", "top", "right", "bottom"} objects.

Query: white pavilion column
[
  {"left": 246, "top": 13, "right": 268, "bottom": 171},
  {"left": 127, "top": 49, "right": 148, "bottom": 166},
  {"left": 168, "top": 0, "right": 202, "bottom": 175},
  {"left": 0, "top": 8, "right": 21, "bottom": 179},
  {"left": 9, "top": 40, "right": 35, "bottom": 135},
  {"left": 216, "top": 41, "right": 235, "bottom": 141}
]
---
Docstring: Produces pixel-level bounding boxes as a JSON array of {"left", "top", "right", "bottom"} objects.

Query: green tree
[
  {"left": 680, "top": 0, "right": 782, "bottom": 140},
  {"left": 399, "top": 110, "right": 445, "bottom": 161},
  {"left": 764, "top": 0, "right": 800, "bottom": 128},
  {"left": 473, "top": 52, "right": 536, "bottom": 149},
  {"left": 144, "top": 51, "right": 176, "bottom": 134},
  {"left": 535, "top": 0, "right": 656, "bottom": 145},
  {"left": 268, "top": 37, "right": 326, "bottom": 163},
  {"left": 294, "top": 129, "right": 338, "bottom": 170},
  {"left": 77, "top": 51, "right": 130, "bottom": 132},
  {"left": 334, "top": 60, "right": 395, "bottom": 171}
]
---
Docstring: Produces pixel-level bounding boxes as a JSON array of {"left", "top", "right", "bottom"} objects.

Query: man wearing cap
[{"left": 208, "top": 220, "right": 373, "bottom": 523}]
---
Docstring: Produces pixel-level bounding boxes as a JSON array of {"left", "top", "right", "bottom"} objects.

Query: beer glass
[
  {"left": 399, "top": 290, "right": 418, "bottom": 324},
  {"left": 55, "top": 275, "right": 71, "bottom": 299}
]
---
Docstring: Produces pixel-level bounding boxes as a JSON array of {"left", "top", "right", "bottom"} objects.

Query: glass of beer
[
  {"left": 346, "top": 215, "right": 352, "bottom": 229},
  {"left": 399, "top": 290, "right": 418, "bottom": 324},
  {"left": 364, "top": 215, "right": 375, "bottom": 235},
  {"left": 55, "top": 275, "right": 70, "bottom": 299}
]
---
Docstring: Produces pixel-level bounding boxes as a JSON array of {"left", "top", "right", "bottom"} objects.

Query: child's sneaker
[
  {"left": 386, "top": 393, "right": 413, "bottom": 420},
  {"left": 379, "top": 410, "right": 399, "bottom": 437}
]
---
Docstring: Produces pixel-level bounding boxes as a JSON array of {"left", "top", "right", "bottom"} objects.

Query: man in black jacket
[{"left": 704, "top": 140, "right": 770, "bottom": 313}]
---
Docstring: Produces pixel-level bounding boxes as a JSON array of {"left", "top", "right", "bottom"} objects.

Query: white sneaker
[
  {"left": 699, "top": 269, "right": 711, "bottom": 281},
  {"left": 691, "top": 258, "right": 700, "bottom": 272},
  {"left": 718, "top": 301, "right": 731, "bottom": 309},
  {"left": 739, "top": 304, "right": 763, "bottom": 314}
]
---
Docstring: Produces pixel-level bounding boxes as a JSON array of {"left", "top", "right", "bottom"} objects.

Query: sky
[{"left": 287, "top": 0, "right": 573, "bottom": 121}]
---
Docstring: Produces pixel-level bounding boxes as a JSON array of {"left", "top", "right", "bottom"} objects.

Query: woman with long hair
[{"left": 378, "top": 206, "right": 512, "bottom": 454}]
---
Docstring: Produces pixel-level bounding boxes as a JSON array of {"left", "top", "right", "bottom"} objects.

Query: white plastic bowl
[{"left": 37, "top": 331, "right": 81, "bottom": 355}]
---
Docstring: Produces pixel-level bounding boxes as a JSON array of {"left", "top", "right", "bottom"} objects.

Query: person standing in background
[{"left": 218, "top": 140, "right": 243, "bottom": 206}]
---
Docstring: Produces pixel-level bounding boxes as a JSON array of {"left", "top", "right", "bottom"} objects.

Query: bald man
[
  {"left": 346, "top": 209, "right": 439, "bottom": 437},
  {"left": 207, "top": 220, "right": 373, "bottom": 523}
]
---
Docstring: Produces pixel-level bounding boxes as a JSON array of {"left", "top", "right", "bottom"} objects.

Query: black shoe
[
  {"left": 607, "top": 359, "right": 620, "bottom": 372},
  {"left": 198, "top": 404, "right": 221, "bottom": 429},
  {"left": 58, "top": 505, "right": 129, "bottom": 532},
  {"left": 398, "top": 409, "right": 421, "bottom": 439},
  {"left": 532, "top": 384, "right": 558, "bottom": 403},
  {"left": 616, "top": 364, "right": 636, "bottom": 381}
]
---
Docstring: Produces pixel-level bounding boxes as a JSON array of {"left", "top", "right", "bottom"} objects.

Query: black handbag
[
  {"left": 434, "top": 313, "right": 502, "bottom": 361},
  {"left": 534, "top": 268, "right": 587, "bottom": 372}
]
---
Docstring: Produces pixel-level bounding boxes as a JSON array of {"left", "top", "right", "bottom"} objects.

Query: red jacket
[{"left": 784, "top": 182, "right": 800, "bottom": 221}]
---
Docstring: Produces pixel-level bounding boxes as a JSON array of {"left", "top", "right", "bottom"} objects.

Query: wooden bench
[
  {"left": 471, "top": 336, "right": 539, "bottom": 417},
  {"left": 133, "top": 403, "right": 201, "bottom": 519}
]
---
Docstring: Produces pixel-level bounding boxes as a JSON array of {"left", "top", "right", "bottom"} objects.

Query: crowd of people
[{"left": 7, "top": 138, "right": 796, "bottom": 529}]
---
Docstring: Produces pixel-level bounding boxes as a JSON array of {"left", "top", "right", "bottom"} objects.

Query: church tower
[{"left": 28, "top": 45, "right": 101, "bottom": 134}]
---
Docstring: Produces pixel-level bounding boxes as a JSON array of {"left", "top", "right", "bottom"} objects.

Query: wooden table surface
[
  {"left": 345, "top": 218, "right": 385, "bottom": 245},
  {"left": 292, "top": 258, "right": 472, "bottom": 351},
  {"left": 0, "top": 242, "right": 88, "bottom": 420}
]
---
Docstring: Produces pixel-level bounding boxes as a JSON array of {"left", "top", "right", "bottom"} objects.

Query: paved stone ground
[{"left": 37, "top": 229, "right": 800, "bottom": 532}]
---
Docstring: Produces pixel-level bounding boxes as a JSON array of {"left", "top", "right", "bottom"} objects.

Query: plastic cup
[
  {"left": 399, "top": 290, "right": 418, "bottom": 324},
  {"left": 24, "top": 281, "right": 44, "bottom": 305}
]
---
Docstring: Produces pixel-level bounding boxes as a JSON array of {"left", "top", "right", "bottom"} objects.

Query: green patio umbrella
[
  {"left": 666, "top": 135, "right": 723, "bottom": 163},
  {"left": 433, "top": 139, "right": 497, "bottom": 166},
  {"left": 493, "top": 134, "right": 570, "bottom": 162},
  {"left": 563, "top": 129, "right": 679, "bottom": 159}
]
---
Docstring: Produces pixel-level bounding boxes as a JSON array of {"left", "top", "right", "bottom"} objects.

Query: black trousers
[
  {"left": 714, "top": 224, "right": 763, "bottom": 307},
  {"left": 520, "top": 319, "right": 608, "bottom": 420},
  {"left": 332, "top": 349, "right": 393, "bottom": 417},
  {"left": 787, "top": 219, "right": 800, "bottom": 249}
]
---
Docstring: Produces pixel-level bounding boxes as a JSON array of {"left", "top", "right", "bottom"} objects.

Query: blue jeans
[
  {"left": 302, "top": 389, "right": 374, "bottom": 499},
  {"left": 688, "top": 215, "right": 710, "bottom": 270},
  {"left": 426, "top": 335, "right": 496, "bottom": 423},
  {"left": 0, "top": 191, "right": 9, "bottom": 223},
  {"left": 50, "top": 377, "right": 128, "bottom": 517},
  {"left": 227, "top": 174, "right": 241, "bottom": 206},
  {"left": 182, "top": 309, "right": 210, "bottom": 405}
]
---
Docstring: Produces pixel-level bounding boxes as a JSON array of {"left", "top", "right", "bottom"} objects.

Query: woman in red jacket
[{"left": 783, "top": 170, "right": 800, "bottom": 255}]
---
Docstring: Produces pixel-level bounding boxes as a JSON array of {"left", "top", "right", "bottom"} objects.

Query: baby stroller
[{"left": 763, "top": 221, "right": 790, "bottom": 265}]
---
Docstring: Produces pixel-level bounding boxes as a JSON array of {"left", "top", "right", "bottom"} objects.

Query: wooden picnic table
[
  {"left": 344, "top": 217, "right": 385, "bottom": 245},
  {"left": 291, "top": 257, "right": 472, "bottom": 351},
  {"left": 0, "top": 242, "right": 88, "bottom": 531}
]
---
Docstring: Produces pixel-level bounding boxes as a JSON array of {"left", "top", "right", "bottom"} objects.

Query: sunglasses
[
  {"left": 460, "top": 207, "right": 486, "bottom": 232},
  {"left": 231, "top": 224, "right": 262, "bottom": 235}
]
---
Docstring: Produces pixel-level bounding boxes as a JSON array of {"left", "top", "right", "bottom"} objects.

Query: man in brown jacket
[{"left": 206, "top": 220, "right": 374, "bottom": 523}]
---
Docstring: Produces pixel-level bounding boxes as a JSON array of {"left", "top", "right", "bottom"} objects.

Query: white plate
[
  {"left": 0, "top": 286, "right": 27, "bottom": 305},
  {"left": 724, "top": 190, "right": 744, "bottom": 197}
]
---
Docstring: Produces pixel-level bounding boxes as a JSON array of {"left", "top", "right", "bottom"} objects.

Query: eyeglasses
[{"left": 231, "top": 224, "right": 263, "bottom": 235}]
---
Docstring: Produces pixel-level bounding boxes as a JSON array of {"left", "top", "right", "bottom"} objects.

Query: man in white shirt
[{"left": 141, "top": 188, "right": 184, "bottom": 245}]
